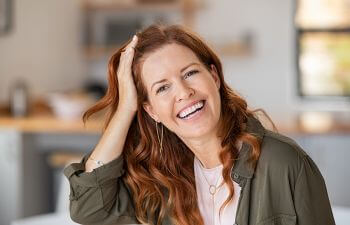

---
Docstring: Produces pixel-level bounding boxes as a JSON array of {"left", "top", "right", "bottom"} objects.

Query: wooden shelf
[
  {"left": 215, "top": 42, "right": 252, "bottom": 57},
  {"left": 82, "top": 0, "right": 185, "bottom": 12},
  {"left": 84, "top": 45, "right": 121, "bottom": 60},
  {"left": 83, "top": 41, "right": 253, "bottom": 60},
  {"left": 81, "top": 0, "right": 203, "bottom": 12}
]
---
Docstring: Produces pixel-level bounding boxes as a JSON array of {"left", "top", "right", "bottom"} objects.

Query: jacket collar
[{"left": 231, "top": 115, "right": 266, "bottom": 185}]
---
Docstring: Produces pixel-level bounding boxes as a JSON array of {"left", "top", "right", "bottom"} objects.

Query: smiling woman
[
  {"left": 64, "top": 24, "right": 335, "bottom": 225},
  {"left": 142, "top": 43, "right": 222, "bottom": 143}
]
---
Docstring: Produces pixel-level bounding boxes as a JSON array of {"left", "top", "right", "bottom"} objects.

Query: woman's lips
[
  {"left": 176, "top": 100, "right": 205, "bottom": 117},
  {"left": 177, "top": 100, "right": 206, "bottom": 120}
]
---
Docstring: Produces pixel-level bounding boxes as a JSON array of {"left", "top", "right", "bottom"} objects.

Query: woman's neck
[
  {"left": 181, "top": 135, "right": 222, "bottom": 169},
  {"left": 180, "top": 134, "right": 244, "bottom": 169}
]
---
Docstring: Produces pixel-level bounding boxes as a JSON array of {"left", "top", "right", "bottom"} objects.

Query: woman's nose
[{"left": 176, "top": 83, "right": 195, "bottom": 102}]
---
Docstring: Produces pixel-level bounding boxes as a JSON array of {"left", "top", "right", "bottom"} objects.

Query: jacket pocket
[{"left": 258, "top": 214, "right": 296, "bottom": 225}]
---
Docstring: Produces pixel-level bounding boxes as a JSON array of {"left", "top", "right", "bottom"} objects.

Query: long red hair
[{"left": 83, "top": 24, "right": 276, "bottom": 225}]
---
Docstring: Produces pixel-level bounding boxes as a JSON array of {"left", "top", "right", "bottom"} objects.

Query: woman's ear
[
  {"left": 143, "top": 102, "right": 160, "bottom": 122},
  {"left": 210, "top": 64, "right": 220, "bottom": 89}
]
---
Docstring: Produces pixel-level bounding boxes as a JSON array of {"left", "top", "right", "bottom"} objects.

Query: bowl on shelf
[{"left": 46, "top": 92, "right": 94, "bottom": 120}]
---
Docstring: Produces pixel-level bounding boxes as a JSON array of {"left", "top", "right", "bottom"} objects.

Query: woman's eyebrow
[
  {"left": 180, "top": 62, "right": 199, "bottom": 73},
  {"left": 151, "top": 62, "right": 200, "bottom": 91},
  {"left": 151, "top": 78, "right": 167, "bottom": 91}
]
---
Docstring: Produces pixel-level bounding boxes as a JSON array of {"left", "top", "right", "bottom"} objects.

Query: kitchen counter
[
  {"left": 1, "top": 114, "right": 350, "bottom": 135},
  {"left": 0, "top": 98, "right": 104, "bottom": 133},
  {"left": 1, "top": 100, "right": 350, "bottom": 135},
  {"left": 0, "top": 115, "right": 103, "bottom": 133}
]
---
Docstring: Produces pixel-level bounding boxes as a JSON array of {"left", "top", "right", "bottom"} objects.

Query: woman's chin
[{"left": 177, "top": 124, "right": 218, "bottom": 140}]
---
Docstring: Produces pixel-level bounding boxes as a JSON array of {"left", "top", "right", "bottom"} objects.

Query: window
[{"left": 295, "top": 0, "right": 350, "bottom": 99}]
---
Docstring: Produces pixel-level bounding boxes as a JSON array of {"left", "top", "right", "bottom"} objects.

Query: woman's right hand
[
  {"left": 85, "top": 36, "right": 139, "bottom": 172},
  {"left": 117, "top": 35, "right": 138, "bottom": 113}
]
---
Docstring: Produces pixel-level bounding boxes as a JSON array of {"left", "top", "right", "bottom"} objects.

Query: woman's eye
[
  {"left": 155, "top": 70, "right": 198, "bottom": 94},
  {"left": 184, "top": 70, "right": 199, "bottom": 79},
  {"left": 156, "top": 85, "right": 168, "bottom": 94}
]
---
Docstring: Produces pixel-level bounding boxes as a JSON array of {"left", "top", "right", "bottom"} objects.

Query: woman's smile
[{"left": 176, "top": 99, "right": 206, "bottom": 122}]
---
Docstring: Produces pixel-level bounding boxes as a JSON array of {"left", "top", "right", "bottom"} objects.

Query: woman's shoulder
[{"left": 256, "top": 129, "right": 310, "bottom": 176}]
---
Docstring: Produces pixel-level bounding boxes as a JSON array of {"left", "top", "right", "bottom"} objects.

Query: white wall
[{"left": 0, "top": 0, "right": 85, "bottom": 104}]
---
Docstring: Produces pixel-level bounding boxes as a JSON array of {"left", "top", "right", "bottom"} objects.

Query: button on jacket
[{"left": 64, "top": 116, "right": 336, "bottom": 225}]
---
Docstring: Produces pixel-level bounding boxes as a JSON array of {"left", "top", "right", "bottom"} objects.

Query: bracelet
[{"left": 88, "top": 156, "right": 105, "bottom": 166}]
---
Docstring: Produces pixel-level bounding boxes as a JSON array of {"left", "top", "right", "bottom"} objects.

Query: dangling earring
[{"left": 155, "top": 121, "right": 164, "bottom": 155}]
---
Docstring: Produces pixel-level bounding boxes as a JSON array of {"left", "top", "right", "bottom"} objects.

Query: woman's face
[{"left": 141, "top": 43, "right": 221, "bottom": 139}]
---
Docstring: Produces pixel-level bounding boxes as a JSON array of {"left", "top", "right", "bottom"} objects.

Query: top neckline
[
  {"left": 193, "top": 139, "right": 243, "bottom": 172},
  {"left": 194, "top": 156, "right": 223, "bottom": 172}
]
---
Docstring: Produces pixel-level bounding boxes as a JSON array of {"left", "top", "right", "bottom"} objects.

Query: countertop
[
  {"left": 1, "top": 102, "right": 350, "bottom": 135},
  {"left": 0, "top": 100, "right": 104, "bottom": 133},
  {"left": 0, "top": 115, "right": 103, "bottom": 133}
]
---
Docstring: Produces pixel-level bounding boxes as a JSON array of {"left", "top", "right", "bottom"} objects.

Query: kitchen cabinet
[
  {"left": 0, "top": 116, "right": 101, "bottom": 225},
  {"left": 0, "top": 129, "right": 21, "bottom": 225},
  {"left": 0, "top": 128, "right": 57, "bottom": 225}
]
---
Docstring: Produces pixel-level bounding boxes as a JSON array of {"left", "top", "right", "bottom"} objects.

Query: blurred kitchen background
[{"left": 1, "top": 0, "right": 350, "bottom": 224}]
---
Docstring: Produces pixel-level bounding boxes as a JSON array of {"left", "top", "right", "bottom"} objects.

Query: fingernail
[{"left": 133, "top": 35, "right": 137, "bottom": 41}]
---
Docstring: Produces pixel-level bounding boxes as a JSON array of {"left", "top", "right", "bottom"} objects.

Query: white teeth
[{"left": 178, "top": 101, "right": 204, "bottom": 118}]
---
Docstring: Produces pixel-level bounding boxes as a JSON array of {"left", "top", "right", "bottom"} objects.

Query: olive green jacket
[{"left": 64, "top": 116, "right": 336, "bottom": 225}]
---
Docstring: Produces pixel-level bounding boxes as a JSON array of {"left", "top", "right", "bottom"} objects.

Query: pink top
[{"left": 194, "top": 141, "right": 242, "bottom": 225}]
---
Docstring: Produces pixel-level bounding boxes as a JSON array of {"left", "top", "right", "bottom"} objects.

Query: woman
[{"left": 64, "top": 24, "right": 335, "bottom": 225}]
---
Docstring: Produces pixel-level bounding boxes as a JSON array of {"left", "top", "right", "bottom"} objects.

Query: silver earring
[{"left": 155, "top": 121, "right": 163, "bottom": 155}]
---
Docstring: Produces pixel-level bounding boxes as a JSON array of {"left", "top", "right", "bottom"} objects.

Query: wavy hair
[{"left": 82, "top": 24, "right": 276, "bottom": 225}]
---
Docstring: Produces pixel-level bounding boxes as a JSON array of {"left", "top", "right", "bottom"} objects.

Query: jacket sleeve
[
  {"left": 63, "top": 152, "right": 140, "bottom": 225},
  {"left": 294, "top": 155, "right": 336, "bottom": 225}
]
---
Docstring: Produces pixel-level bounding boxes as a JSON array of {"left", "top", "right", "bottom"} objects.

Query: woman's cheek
[{"left": 158, "top": 98, "right": 172, "bottom": 112}]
